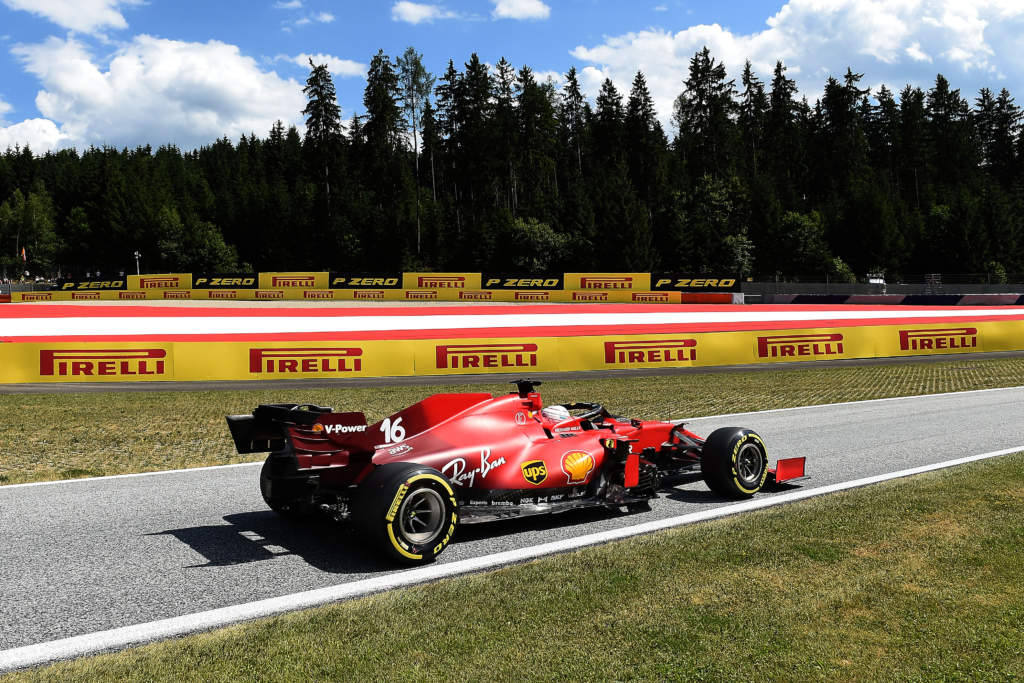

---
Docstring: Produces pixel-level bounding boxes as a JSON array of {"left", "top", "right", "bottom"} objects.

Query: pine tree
[
  {"left": 363, "top": 50, "right": 404, "bottom": 153},
  {"left": 301, "top": 59, "right": 342, "bottom": 213},
  {"left": 990, "top": 89, "right": 1021, "bottom": 186},
  {"left": 515, "top": 65, "right": 559, "bottom": 222},
  {"left": 560, "top": 67, "right": 587, "bottom": 176},
  {"left": 494, "top": 57, "right": 519, "bottom": 212},
  {"left": 397, "top": 47, "right": 434, "bottom": 254},
  {"left": 593, "top": 78, "right": 625, "bottom": 161},
  {"left": 764, "top": 60, "right": 802, "bottom": 209},
  {"left": 625, "top": 71, "right": 667, "bottom": 258},
  {"left": 926, "top": 74, "right": 974, "bottom": 185},
  {"left": 672, "top": 46, "right": 736, "bottom": 178},
  {"left": 738, "top": 61, "right": 768, "bottom": 175}
]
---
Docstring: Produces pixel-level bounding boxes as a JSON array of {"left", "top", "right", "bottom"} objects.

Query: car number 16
[{"left": 380, "top": 417, "right": 406, "bottom": 443}]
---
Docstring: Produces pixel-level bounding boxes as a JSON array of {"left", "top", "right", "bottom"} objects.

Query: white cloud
[
  {"left": 391, "top": 2, "right": 460, "bottom": 24},
  {"left": 491, "top": 0, "right": 550, "bottom": 20},
  {"left": 8, "top": 35, "right": 306, "bottom": 151},
  {"left": 534, "top": 69, "right": 564, "bottom": 87},
  {"left": 273, "top": 0, "right": 301, "bottom": 7},
  {"left": 653, "top": 4, "right": 668, "bottom": 11},
  {"left": 0, "top": 117, "right": 67, "bottom": 152},
  {"left": 0, "top": 96, "right": 11, "bottom": 119},
  {"left": 287, "top": 53, "right": 366, "bottom": 78},
  {"left": 571, "top": 0, "right": 1024, "bottom": 131},
  {"left": 315, "top": 12, "right": 334, "bottom": 23},
  {"left": 1, "top": 0, "right": 141, "bottom": 34},
  {"left": 906, "top": 41, "right": 932, "bottom": 63}
]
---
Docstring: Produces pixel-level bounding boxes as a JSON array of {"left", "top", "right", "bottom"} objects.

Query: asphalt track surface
[{"left": 2, "top": 386, "right": 1024, "bottom": 667}]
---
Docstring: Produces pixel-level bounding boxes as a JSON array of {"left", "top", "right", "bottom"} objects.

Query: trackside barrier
[
  {"left": 8, "top": 290, "right": 742, "bottom": 304},
  {"left": 0, "top": 320, "right": 1019, "bottom": 383},
  {"left": 3, "top": 272, "right": 741, "bottom": 304},
  {"left": 767, "top": 293, "right": 1024, "bottom": 305}
]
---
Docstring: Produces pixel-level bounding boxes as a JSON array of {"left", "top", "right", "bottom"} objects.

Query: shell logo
[{"left": 561, "top": 450, "right": 595, "bottom": 484}]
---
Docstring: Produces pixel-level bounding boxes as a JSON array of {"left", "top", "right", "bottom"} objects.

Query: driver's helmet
[{"left": 540, "top": 404, "right": 570, "bottom": 423}]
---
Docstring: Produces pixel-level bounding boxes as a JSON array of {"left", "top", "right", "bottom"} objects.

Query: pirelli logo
[
  {"left": 71, "top": 292, "right": 101, "bottom": 300},
  {"left": 417, "top": 276, "right": 465, "bottom": 288},
  {"left": 118, "top": 291, "right": 147, "bottom": 300},
  {"left": 573, "top": 292, "right": 609, "bottom": 302},
  {"left": 272, "top": 276, "right": 316, "bottom": 288},
  {"left": 580, "top": 277, "right": 632, "bottom": 289},
  {"left": 303, "top": 290, "right": 333, "bottom": 300},
  {"left": 162, "top": 291, "right": 191, "bottom": 300},
  {"left": 354, "top": 290, "right": 386, "bottom": 300},
  {"left": 139, "top": 276, "right": 181, "bottom": 289},
  {"left": 604, "top": 339, "right": 697, "bottom": 364},
  {"left": 757, "top": 333, "right": 844, "bottom": 358},
  {"left": 40, "top": 349, "right": 167, "bottom": 377},
  {"left": 209, "top": 290, "right": 238, "bottom": 299},
  {"left": 899, "top": 327, "right": 978, "bottom": 352},
  {"left": 436, "top": 343, "right": 538, "bottom": 370},
  {"left": 458, "top": 291, "right": 493, "bottom": 301},
  {"left": 515, "top": 291, "right": 550, "bottom": 301},
  {"left": 22, "top": 292, "right": 54, "bottom": 301},
  {"left": 632, "top": 292, "right": 671, "bottom": 303},
  {"left": 249, "top": 347, "right": 363, "bottom": 373},
  {"left": 406, "top": 290, "right": 438, "bottom": 300},
  {"left": 255, "top": 290, "right": 284, "bottom": 300}
]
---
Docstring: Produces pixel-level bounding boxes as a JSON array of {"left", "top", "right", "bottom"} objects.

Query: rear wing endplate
[{"left": 225, "top": 403, "right": 332, "bottom": 454}]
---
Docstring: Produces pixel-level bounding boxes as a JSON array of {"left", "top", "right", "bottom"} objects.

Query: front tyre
[
  {"left": 352, "top": 464, "right": 459, "bottom": 564},
  {"left": 700, "top": 428, "right": 769, "bottom": 499}
]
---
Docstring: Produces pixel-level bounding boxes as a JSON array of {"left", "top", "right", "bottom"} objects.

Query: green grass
[
  {"left": 2, "top": 357, "right": 1024, "bottom": 485},
  {"left": 8, "top": 452, "right": 1023, "bottom": 681}
]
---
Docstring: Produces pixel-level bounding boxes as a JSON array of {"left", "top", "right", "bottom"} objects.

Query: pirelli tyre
[
  {"left": 352, "top": 463, "right": 459, "bottom": 565},
  {"left": 700, "top": 428, "right": 769, "bottom": 499},
  {"left": 260, "top": 457, "right": 314, "bottom": 519}
]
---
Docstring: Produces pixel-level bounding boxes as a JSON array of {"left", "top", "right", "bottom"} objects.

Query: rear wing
[{"left": 226, "top": 403, "right": 332, "bottom": 454}]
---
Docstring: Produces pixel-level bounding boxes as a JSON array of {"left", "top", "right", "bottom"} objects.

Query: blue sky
[{"left": 2, "top": 0, "right": 1023, "bottom": 152}]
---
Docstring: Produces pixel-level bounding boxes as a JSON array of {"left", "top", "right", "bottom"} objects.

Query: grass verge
[
  {"left": 2, "top": 357, "right": 1024, "bottom": 486},
  {"left": 7, "top": 451, "right": 1023, "bottom": 681}
]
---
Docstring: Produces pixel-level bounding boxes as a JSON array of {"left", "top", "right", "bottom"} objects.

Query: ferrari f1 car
[{"left": 227, "top": 380, "right": 805, "bottom": 564}]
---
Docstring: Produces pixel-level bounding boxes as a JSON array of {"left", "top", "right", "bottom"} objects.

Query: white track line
[
  {"left": 0, "top": 461, "right": 262, "bottom": 490},
  {"left": 1, "top": 445, "right": 1020, "bottom": 673},
  {"left": 5, "top": 385, "right": 1022, "bottom": 490},
  {"left": 4, "top": 307, "right": 1024, "bottom": 337},
  {"left": 680, "top": 384, "right": 1024, "bottom": 421}
]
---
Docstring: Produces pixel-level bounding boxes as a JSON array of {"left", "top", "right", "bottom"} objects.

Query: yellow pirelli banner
[
  {"left": 258, "top": 272, "right": 330, "bottom": 289},
  {"left": 127, "top": 273, "right": 192, "bottom": 290},
  {"left": 1, "top": 320, "right": 1020, "bottom": 383},
  {"left": 563, "top": 273, "right": 652, "bottom": 291},
  {"left": 402, "top": 272, "right": 483, "bottom": 290}
]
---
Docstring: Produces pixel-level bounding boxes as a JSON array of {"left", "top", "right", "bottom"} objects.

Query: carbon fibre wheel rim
[
  {"left": 398, "top": 487, "right": 445, "bottom": 544},
  {"left": 735, "top": 442, "right": 764, "bottom": 486}
]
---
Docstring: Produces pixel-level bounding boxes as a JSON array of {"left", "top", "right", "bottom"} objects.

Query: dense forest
[{"left": 1, "top": 46, "right": 1022, "bottom": 282}]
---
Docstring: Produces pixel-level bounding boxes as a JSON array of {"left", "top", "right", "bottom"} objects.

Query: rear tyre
[
  {"left": 700, "top": 428, "right": 769, "bottom": 499},
  {"left": 260, "top": 457, "right": 313, "bottom": 519},
  {"left": 352, "top": 463, "right": 459, "bottom": 565}
]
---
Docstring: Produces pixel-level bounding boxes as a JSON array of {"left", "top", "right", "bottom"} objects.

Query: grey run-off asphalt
[{"left": 1, "top": 386, "right": 1023, "bottom": 656}]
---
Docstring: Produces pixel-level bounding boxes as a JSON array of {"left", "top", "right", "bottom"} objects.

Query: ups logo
[{"left": 521, "top": 460, "right": 548, "bottom": 486}]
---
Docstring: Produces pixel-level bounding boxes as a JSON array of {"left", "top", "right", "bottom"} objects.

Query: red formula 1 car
[{"left": 227, "top": 380, "right": 805, "bottom": 564}]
